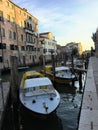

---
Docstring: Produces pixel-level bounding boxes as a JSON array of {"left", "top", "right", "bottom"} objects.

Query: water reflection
[{"left": 56, "top": 92, "right": 82, "bottom": 130}]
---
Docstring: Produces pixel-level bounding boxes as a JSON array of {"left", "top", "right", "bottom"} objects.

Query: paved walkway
[
  {"left": 78, "top": 56, "right": 98, "bottom": 130},
  {"left": 0, "top": 81, "right": 10, "bottom": 130}
]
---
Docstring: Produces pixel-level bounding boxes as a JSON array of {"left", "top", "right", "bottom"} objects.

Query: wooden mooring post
[
  {"left": 10, "top": 56, "right": 20, "bottom": 130},
  {"left": 10, "top": 56, "right": 19, "bottom": 103},
  {"left": 79, "top": 71, "right": 82, "bottom": 92},
  {"left": 51, "top": 54, "right": 55, "bottom": 84},
  {"left": 0, "top": 79, "right": 4, "bottom": 109}
]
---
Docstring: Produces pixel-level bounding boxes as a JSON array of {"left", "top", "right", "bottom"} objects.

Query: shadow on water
[{"left": 20, "top": 111, "right": 63, "bottom": 130}]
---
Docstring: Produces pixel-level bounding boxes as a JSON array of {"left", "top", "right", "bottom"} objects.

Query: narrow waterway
[{"left": 1, "top": 66, "right": 86, "bottom": 130}]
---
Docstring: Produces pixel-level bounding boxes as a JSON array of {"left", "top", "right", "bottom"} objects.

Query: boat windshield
[
  {"left": 22, "top": 85, "right": 55, "bottom": 97},
  {"left": 26, "top": 75, "right": 41, "bottom": 79}
]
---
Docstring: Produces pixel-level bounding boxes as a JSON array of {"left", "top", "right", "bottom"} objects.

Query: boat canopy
[
  {"left": 21, "top": 70, "right": 44, "bottom": 86},
  {"left": 24, "top": 77, "right": 52, "bottom": 88},
  {"left": 55, "top": 66, "right": 69, "bottom": 72},
  {"left": 23, "top": 70, "right": 44, "bottom": 78}
]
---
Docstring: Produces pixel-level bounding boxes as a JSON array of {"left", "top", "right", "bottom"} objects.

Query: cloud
[{"left": 12, "top": 0, "right": 98, "bottom": 50}]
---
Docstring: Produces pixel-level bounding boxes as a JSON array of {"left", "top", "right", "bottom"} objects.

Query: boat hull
[
  {"left": 44, "top": 73, "right": 75, "bottom": 84},
  {"left": 19, "top": 101, "right": 58, "bottom": 119},
  {"left": 19, "top": 90, "right": 60, "bottom": 119},
  {"left": 19, "top": 74, "right": 60, "bottom": 119}
]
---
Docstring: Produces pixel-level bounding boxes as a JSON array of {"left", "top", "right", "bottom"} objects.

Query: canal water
[{"left": 1, "top": 66, "right": 86, "bottom": 130}]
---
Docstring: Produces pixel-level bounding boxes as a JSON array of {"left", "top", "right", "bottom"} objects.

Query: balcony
[{"left": 24, "top": 28, "right": 34, "bottom": 35}]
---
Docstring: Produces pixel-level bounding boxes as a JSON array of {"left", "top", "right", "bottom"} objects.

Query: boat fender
[{"left": 32, "top": 99, "right": 36, "bottom": 103}]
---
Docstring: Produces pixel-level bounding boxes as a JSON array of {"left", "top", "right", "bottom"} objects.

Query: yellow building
[
  {"left": 77, "top": 42, "right": 83, "bottom": 56},
  {"left": 0, "top": 0, "right": 39, "bottom": 69}
]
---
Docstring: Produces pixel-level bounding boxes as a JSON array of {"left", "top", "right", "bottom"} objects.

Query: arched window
[
  {"left": 27, "top": 22, "right": 29, "bottom": 28},
  {"left": 24, "top": 21, "right": 26, "bottom": 28},
  {"left": 30, "top": 24, "right": 32, "bottom": 30}
]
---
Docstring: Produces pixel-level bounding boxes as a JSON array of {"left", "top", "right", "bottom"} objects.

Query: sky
[{"left": 12, "top": 0, "right": 98, "bottom": 51}]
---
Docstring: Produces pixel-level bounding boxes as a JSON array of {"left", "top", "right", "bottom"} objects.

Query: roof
[
  {"left": 21, "top": 70, "right": 44, "bottom": 87},
  {"left": 24, "top": 77, "right": 52, "bottom": 88},
  {"left": 23, "top": 70, "right": 44, "bottom": 78}
]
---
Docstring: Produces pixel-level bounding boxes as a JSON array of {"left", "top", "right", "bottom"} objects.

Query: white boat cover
[
  {"left": 24, "top": 77, "right": 52, "bottom": 88},
  {"left": 55, "top": 66, "right": 69, "bottom": 71}
]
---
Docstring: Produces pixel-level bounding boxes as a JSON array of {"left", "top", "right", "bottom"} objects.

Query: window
[
  {"left": 2, "top": 43, "right": 6, "bottom": 49},
  {"left": 27, "top": 35, "right": 30, "bottom": 42},
  {"left": 30, "top": 24, "right": 32, "bottom": 30},
  {"left": 19, "top": 10, "right": 21, "bottom": 14},
  {"left": 6, "top": 1, "right": 9, "bottom": 6},
  {"left": 24, "top": 13, "right": 26, "bottom": 16},
  {"left": 27, "top": 15, "right": 29, "bottom": 19},
  {"left": 12, "top": 17, "right": 15, "bottom": 25},
  {"left": 0, "top": 56, "right": 3, "bottom": 62},
  {"left": 30, "top": 35, "right": 32, "bottom": 42},
  {"left": 32, "top": 46, "right": 34, "bottom": 51},
  {"left": 29, "top": 46, "right": 32, "bottom": 51},
  {"left": 29, "top": 16, "right": 32, "bottom": 20},
  {"left": 11, "top": 4, "right": 14, "bottom": 9},
  {"left": 9, "top": 30, "right": 12, "bottom": 39},
  {"left": 10, "top": 44, "right": 14, "bottom": 50},
  {"left": 24, "top": 21, "right": 26, "bottom": 28},
  {"left": 21, "top": 34, "right": 23, "bottom": 41},
  {"left": 0, "top": 43, "right": 3, "bottom": 49},
  {"left": 7, "top": 14, "right": 10, "bottom": 22},
  {"left": 13, "top": 32, "right": 16, "bottom": 40},
  {"left": 40, "top": 86, "right": 47, "bottom": 89},
  {"left": 27, "top": 22, "right": 29, "bottom": 28},
  {"left": 0, "top": 10, "right": 3, "bottom": 21},
  {"left": 1, "top": 28, "right": 5, "bottom": 37},
  {"left": 21, "top": 46, "right": 25, "bottom": 51},
  {"left": 14, "top": 45, "right": 18, "bottom": 50},
  {"left": 26, "top": 45, "right": 30, "bottom": 51},
  {"left": 0, "top": 43, "right": 6, "bottom": 49}
]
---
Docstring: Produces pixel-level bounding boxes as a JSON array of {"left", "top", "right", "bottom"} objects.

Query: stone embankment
[{"left": 78, "top": 56, "right": 98, "bottom": 130}]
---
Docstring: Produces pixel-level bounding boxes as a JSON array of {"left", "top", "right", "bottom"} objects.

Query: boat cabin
[{"left": 21, "top": 77, "right": 56, "bottom": 97}]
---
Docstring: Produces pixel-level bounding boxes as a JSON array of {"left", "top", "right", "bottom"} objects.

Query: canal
[{"left": 1, "top": 66, "right": 86, "bottom": 130}]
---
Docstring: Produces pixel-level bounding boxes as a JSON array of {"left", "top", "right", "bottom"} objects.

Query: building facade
[
  {"left": 39, "top": 32, "right": 57, "bottom": 62},
  {"left": 0, "top": 0, "right": 39, "bottom": 69},
  {"left": 92, "top": 28, "right": 98, "bottom": 57},
  {"left": 65, "top": 42, "right": 83, "bottom": 57}
]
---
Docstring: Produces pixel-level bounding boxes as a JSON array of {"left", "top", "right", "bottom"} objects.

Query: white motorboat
[
  {"left": 43, "top": 65, "right": 76, "bottom": 84},
  {"left": 19, "top": 77, "right": 60, "bottom": 119}
]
